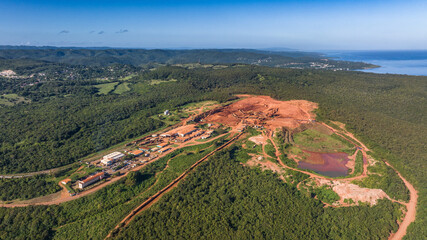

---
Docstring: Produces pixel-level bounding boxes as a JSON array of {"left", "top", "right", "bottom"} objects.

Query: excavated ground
[
  {"left": 204, "top": 95, "right": 318, "bottom": 131},
  {"left": 317, "top": 178, "right": 389, "bottom": 205}
]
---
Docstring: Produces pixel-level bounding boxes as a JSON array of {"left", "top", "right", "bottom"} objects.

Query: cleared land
[
  {"left": 113, "top": 83, "right": 131, "bottom": 94},
  {"left": 94, "top": 82, "right": 119, "bottom": 94},
  {"left": 149, "top": 79, "right": 177, "bottom": 85},
  {"left": 0, "top": 95, "right": 416, "bottom": 240},
  {"left": 0, "top": 94, "right": 31, "bottom": 106},
  {"left": 293, "top": 128, "right": 354, "bottom": 153}
]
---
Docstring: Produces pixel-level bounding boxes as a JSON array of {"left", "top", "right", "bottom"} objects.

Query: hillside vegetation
[
  {"left": 115, "top": 150, "right": 401, "bottom": 240},
  {"left": 0, "top": 48, "right": 374, "bottom": 69},
  {"left": 0, "top": 60, "right": 425, "bottom": 239}
]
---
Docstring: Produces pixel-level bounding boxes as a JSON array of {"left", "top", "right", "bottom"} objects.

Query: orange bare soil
[
  {"left": 0, "top": 95, "right": 416, "bottom": 240},
  {"left": 204, "top": 95, "right": 318, "bottom": 131}
]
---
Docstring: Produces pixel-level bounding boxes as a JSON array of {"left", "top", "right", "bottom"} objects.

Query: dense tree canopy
[
  {"left": 0, "top": 60, "right": 425, "bottom": 239},
  {"left": 116, "top": 150, "right": 401, "bottom": 240}
]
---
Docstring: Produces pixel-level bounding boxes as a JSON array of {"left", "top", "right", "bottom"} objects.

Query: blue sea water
[{"left": 324, "top": 50, "right": 427, "bottom": 76}]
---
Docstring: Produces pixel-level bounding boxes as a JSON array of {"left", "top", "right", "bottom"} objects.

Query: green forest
[
  {"left": 0, "top": 57, "right": 426, "bottom": 239},
  {"left": 0, "top": 136, "right": 230, "bottom": 239},
  {"left": 0, "top": 48, "right": 375, "bottom": 69},
  {"left": 115, "top": 150, "right": 401, "bottom": 240},
  {"left": 0, "top": 175, "right": 61, "bottom": 201}
]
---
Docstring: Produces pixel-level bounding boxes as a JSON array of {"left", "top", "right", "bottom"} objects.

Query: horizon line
[{"left": 1, "top": 45, "right": 427, "bottom": 52}]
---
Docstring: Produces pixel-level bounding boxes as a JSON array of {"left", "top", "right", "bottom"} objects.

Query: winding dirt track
[
  {"left": 0, "top": 95, "right": 418, "bottom": 240},
  {"left": 0, "top": 172, "right": 127, "bottom": 207},
  {"left": 385, "top": 161, "right": 418, "bottom": 240},
  {"left": 105, "top": 132, "right": 243, "bottom": 239},
  {"left": 0, "top": 132, "right": 230, "bottom": 208},
  {"left": 321, "top": 122, "right": 418, "bottom": 238},
  {"left": 264, "top": 123, "right": 417, "bottom": 240}
]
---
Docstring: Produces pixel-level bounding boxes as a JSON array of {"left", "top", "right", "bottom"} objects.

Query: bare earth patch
[
  {"left": 0, "top": 69, "right": 17, "bottom": 77},
  {"left": 204, "top": 95, "right": 318, "bottom": 131},
  {"left": 318, "top": 178, "right": 389, "bottom": 205},
  {"left": 248, "top": 135, "right": 268, "bottom": 145},
  {"left": 245, "top": 155, "right": 285, "bottom": 176},
  {"left": 345, "top": 150, "right": 358, "bottom": 173}
]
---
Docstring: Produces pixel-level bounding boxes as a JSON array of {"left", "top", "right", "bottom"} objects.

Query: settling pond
[{"left": 297, "top": 151, "right": 349, "bottom": 177}]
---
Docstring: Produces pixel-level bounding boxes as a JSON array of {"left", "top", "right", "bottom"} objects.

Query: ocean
[{"left": 324, "top": 50, "right": 427, "bottom": 76}]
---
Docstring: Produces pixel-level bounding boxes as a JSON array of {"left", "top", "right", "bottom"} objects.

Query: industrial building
[
  {"left": 101, "top": 158, "right": 114, "bottom": 166},
  {"left": 101, "top": 151, "right": 125, "bottom": 165},
  {"left": 78, "top": 172, "right": 105, "bottom": 189},
  {"left": 61, "top": 179, "right": 71, "bottom": 185},
  {"left": 139, "top": 147, "right": 150, "bottom": 152},
  {"left": 178, "top": 128, "right": 198, "bottom": 137},
  {"left": 157, "top": 143, "right": 169, "bottom": 148},
  {"left": 130, "top": 150, "right": 143, "bottom": 156},
  {"left": 158, "top": 148, "right": 171, "bottom": 153},
  {"left": 103, "top": 152, "right": 125, "bottom": 161},
  {"left": 200, "top": 130, "right": 214, "bottom": 139}
]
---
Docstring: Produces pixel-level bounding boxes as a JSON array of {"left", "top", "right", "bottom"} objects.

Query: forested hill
[
  {"left": 0, "top": 61, "right": 426, "bottom": 237},
  {"left": 0, "top": 47, "right": 375, "bottom": 69}
]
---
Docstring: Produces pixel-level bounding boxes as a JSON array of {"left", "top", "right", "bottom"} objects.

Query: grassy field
[
  {"left": 93, "top": 82, "right": 119, "bottom": 94},
  {"left": 265, "top": 140, "right": 277, "bottom": 158},
  {"left": 181, "top": 100, "right": 218, "bottom": 111},
  {"left": 113, "top": 82, "right": 131, "bottom": 94},
  {"left": 149, "top": 79, "right": 177, "bottom": 85},
  {"left": 350, "top": 151, "right": 363, "bottom": 176},
  {"left": 151, "top": 109, "right": 193, "bottom": 126},
  {"left": 0, "top": 94, "right": 31, "bottom": 106},
  {"left": 119, "top": 74, "right": 138, "bottom": 81},
  {"left": 151, "top": 114, "right": 181, "bottom": 126},
  {"left": 294, "top": 129, "right": 354, "bottom": 153}
]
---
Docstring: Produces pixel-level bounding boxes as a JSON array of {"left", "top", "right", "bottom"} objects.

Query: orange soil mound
[{"left": 204, "top": 95, "right": 317, "bottom": 130}]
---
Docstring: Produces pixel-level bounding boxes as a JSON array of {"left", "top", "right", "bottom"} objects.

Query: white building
[
  {"left": 101, "top": 152, "right": 125, "bottom": 166},
  {"left": 103, "top": 152, "right": 125, "bottom": 161},
  {"left": 101, "top": 158, "right": 114, "bottom": 166},
  {"left": 78, "top": 172, "right": 105, "bottom": 189}
]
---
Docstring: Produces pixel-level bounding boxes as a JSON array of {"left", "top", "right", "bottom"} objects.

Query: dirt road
[
  {"left": 384, "top": 161, "right": 418, "bottom": 240},
  {"left": 266, "top": 133, "right": 368, "bottom": 182},
  {"left": 105, "top": 133, "right": 243, "bottom": 239},
  {"left": 266, "top": 123, "right": 417, "bottom": 240},
  {"left": 0, "top": 131, "right": 229, "bottom": 207}
]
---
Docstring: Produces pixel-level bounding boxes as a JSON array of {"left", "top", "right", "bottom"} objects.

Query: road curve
[
  {"left": 385, "top": 161, "right": 418, "bottom": 240},
  {"left": 267, "top": 123, "right": 418, "bottom": 240}
]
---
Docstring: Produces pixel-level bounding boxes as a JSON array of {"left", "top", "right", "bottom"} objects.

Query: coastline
[{"left": 324, "top": 50, "right": 427, "bottom": 76}]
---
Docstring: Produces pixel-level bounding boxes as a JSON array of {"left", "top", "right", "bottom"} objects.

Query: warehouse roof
[{"left": 80, "top": 172, "right": 105, "bottom": 184}]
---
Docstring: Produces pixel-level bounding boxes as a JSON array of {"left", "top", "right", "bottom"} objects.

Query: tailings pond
[{"left": 297, "top": 151, "right": 349, "bottom": 177}]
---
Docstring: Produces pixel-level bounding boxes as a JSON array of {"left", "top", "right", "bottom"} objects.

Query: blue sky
[{"left": 1, "top": 0, "right": 426, "bottom": 50}]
